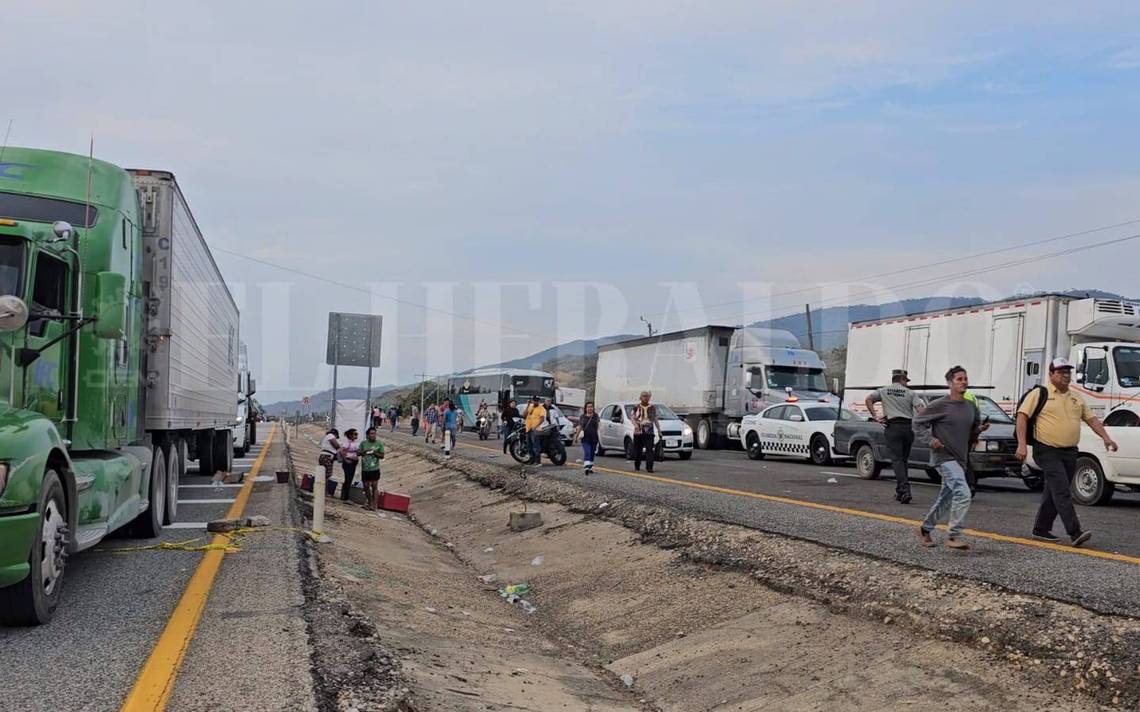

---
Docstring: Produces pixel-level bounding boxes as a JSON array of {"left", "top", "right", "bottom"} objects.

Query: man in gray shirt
[
  {"left": 915, "top": 365, "right": 985, "bottom": 550},
  {"left": 866, "top": 369, "right": 920, "bottom": 504}
]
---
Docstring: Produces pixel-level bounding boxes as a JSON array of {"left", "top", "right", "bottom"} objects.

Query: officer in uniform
[{"left": 865, "top": 369, "right": 920, "bottom": 503}]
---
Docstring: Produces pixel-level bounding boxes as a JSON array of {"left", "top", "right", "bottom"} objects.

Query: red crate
[
  {"left": 300, "top": 474, "right": 315, "bottom": 492},
  {"left": 377, "top": 491, "right": 411, "bottom": 513}
]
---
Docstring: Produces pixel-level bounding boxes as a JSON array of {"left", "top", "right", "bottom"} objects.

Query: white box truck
[
  {"left": 843, "top": 294, "right": 1140, "bottom": 418},
  {"left": 595, "top": 325, "right": 832, "bottom": 449}
]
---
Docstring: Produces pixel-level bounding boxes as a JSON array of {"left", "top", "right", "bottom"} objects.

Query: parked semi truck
[
  {"left": 844, "top": 295, "right": 1140, "bottom": 419},
  {"left": 595, "top": 325, "right": 831, "bottom": 449},
  {"left": 233, "top": 342, "right": 257, "bottom": 457},
  {"left": 0, "top": 148, "right": 239, "bottom": 625}
]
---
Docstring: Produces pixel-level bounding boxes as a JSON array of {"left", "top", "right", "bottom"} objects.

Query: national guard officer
[{"left": 865, "top": 369, "right": 920, "bottom": 504}]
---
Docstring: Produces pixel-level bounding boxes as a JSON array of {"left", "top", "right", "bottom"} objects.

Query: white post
[{"left": 312, "top": 464, "right": 326, "bottom": 539}]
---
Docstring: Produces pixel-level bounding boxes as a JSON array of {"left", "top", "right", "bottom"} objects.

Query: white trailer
[
  {"left": 844, "top": 295, "right": 1140, "bottom": 418},
  {"left": 595, "top": 325, "right": 831, "bottom": 449},
  {"left": 554, "top": 386, "right": 586, "bottom": 418},
  {"left": 132, "top": 169, "right": 239, "bottom": 479}
]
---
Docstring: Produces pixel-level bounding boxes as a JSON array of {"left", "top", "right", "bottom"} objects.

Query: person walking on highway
[
  {"left": 339, "top": 428, "right": 361, "bottom": 501},
  {"left": 501, "top": 399, "right": 520, "bottom": 454},
  {"left": 866, "top": 369, "right": 920, "bottom": 504},
  {"left": 371, "top": 406, "right": 382, "bottom": 429},
  {"left": 358, "top": 427, "right": 385, "bottom": 509},
  {"left": 388, "top": 406, "right": 399, "bottom": 432},
  {"left": 576, "top": 401, "right": 600, "bottom": 475},
  {"left": 630, "top": 391, "right": 660, "bottom": 473},
  {"left": 442, "top": 399, "right": 459, "bottom": 457},
  {"left": 424, "top": 403, "right": 439, "bottom": 443},
  {"left": 916, "top": 366, "right": 989, "bottom": 549},
  {"left": 524, "top": 396, "right": 547, "bottom": 465},
  {"left": 1016, "top": 358, "right": 1117, "bottom": 547},
  {"left": 410, "top": 404, "right": 420, "bottom": 436}
]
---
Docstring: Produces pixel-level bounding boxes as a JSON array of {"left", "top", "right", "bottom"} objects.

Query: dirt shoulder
[{"left": 292, "top": 425, "right": 1136, "bottom": 709}]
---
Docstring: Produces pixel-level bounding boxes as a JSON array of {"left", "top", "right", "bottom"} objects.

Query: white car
[
  {"left": 738, "top": 401, "right": 866, "bottom": 465},
  {"left": 545, "top": 404, "right": 577, "bottom": 445},
  {"left": 596, "top": 402, "right": 694, "bottom": 460}
]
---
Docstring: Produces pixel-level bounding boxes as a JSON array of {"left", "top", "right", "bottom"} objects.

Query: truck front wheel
[
  {"left": 1073, "top": 456, "right": 1114, "bottom": 506},
  {"left": 0, "top": 469, "right": 68, "bottom": 626}
]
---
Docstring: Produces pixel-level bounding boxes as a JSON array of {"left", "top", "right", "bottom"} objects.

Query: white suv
[{"left": 596, "top": 402, "right": 694, "bottom": 460}]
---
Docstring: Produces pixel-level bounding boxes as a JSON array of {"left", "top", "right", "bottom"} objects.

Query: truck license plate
[{"left": 666, "top": 439, "right": 679, "bottom": 448}]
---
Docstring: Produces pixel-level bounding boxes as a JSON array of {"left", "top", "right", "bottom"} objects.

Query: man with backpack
[{"left": 1015, "top": 358, "right": 1117, "bottom": 547}]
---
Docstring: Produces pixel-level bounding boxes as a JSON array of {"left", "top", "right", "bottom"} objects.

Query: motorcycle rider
[
  {"left": 476, "top": 401, "right": 490, "bottom": 436},
  {"left": 524, "top": 396, "right": 547, "bottom": 465},
  {"left": 501, "top": 399, "right": 520, "bottom": 454}
]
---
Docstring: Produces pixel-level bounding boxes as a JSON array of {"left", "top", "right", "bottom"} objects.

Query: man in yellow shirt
[
  {"left": 524, "top": 396, "right": 547, "bottom": 465},
  {"left": 1016, "top": 358, "right": 1117, "bottom": 547}
]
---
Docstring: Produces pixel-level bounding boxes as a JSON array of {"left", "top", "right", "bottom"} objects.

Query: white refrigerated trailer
[
  {"left": 595, "top": 325, "right": 831, "bottom": 449},
  {"left": 131, "top": 169, "right": 239, "bottom": 483},
  {"left": 844, "top": 295, "right": 1140, "bottom": 418}
]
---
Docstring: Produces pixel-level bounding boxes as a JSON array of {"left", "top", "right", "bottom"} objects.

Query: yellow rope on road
[{"left": 98, "top": 526, "right": 311, "bottom": 555}]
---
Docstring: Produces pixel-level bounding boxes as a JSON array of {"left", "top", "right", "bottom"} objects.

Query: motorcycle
[
  {"left": 477, "top": 413, "right": 492, "bottom": 440},
  {"left": 506, "top": 422, "right": 566, "bottom": 466}
]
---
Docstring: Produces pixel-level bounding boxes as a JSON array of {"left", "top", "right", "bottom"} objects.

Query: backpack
[{"left": 1015, "top": 385, "right": 1049, "bottom": 446}]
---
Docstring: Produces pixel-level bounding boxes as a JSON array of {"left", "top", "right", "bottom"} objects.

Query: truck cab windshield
[
  {"left": 761, "top": 366, "right": 827, "bottom": 393},
  {"left": 1113, "top": 346, "right": 1140, "bottom": 388},
  {"left": 0, "top": 238, "right": 25, "bottom": 296}
]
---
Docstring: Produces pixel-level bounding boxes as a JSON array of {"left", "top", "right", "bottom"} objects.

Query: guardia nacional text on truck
[{"left": 0, "top": 147, "right": 239, "bottom": 625}]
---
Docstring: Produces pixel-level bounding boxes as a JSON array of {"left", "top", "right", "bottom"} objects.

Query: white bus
[{"left": 446, "top": 368, "right": 556, "bottom": 426}]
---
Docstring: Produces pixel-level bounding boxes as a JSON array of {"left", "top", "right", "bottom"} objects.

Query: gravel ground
[{"left": 387, "top": 433, "right": 1140, "bottom": 709}]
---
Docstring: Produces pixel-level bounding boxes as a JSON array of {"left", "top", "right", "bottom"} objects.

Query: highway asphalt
[
  {"left": 395, "top": 428, "right": 1140, "bottom": 616},
  {"left": 0, "top": 441, "right": 279, "bottom": 711}
]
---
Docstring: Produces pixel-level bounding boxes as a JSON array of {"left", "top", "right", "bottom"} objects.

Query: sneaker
[
  {"left": 1070, "top": 531, "right": 1092, "bottom": 548},
  {"left": 1032, "top": 530, "right": 1059, "bottom": 542},
  {"left": 917, "top": 528, "right": 935, "bottom": 548},
  {"left": 946, "top": 538, "right": 971, "bottom": 550},
  {"left": 899, "top": 494, "right": 912, "bottom": 505}
]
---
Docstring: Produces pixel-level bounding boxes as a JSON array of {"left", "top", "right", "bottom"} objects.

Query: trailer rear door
[
  {"left": 904, "top": 326, "right": 931, "bottom": 384},
  {"left": 989, "top": 315, "right": 1024, "bottom": 405}
]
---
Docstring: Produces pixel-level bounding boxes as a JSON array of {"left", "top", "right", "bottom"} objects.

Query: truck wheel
[
  {"left": 1073, "top": 456, "right": 1114, "bottom": 506},
  {"left": 624, "top": 438, "right": 634, "bottom": 460},
  {"left": 249, "top": 421, "right": 257, "bottom": 446},
  {"left": 132, "top": 447, "right": 166, "bottom": 538},
  {"left": 197, "top": 430, "right": 216, "bottom": 477},
  {"left": 696, "top": 419, "right": 716, "bottom": 450},
  {"left": 745, "top": 432, "right": 764, "bottom": 460},
  {"left": 855, "top": 444, "right": 882, "bottom": 480},
  {"left": 213, "top": 431, "right": 233, "bottom": 475},
  {"left": 810, "top": 434, "right": 832, "bottom": 466},
  {"left": 0, "top": 469, "right": 68, "bottom": 626},
  {"left": 163, "top": 441, "right": 179, "bottom": 525}
]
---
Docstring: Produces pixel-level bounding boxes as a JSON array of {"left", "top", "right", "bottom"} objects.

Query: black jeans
[
  {"left": 411, "top": 418, "right": 419, "bottom": 436},
  {"left": 884, "top": 420, "right": 914, "bottom": 498},
  {"left": 1033, "top": 444, "right": 1082, "bottom": 537},
  {"left": 340, "top": 460, "right": 358, "bottom": 500},
  {"left": 633, "top": 432, "right": 655, "bottom": 472}
]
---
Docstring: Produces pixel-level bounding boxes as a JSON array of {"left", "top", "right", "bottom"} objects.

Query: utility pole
[
  {"left": 640, "top": 316, "right": 657, "bottom": 337},
  {"left": 804, "top": 303, "right": 815, "bottom": 351},
  {"left": 415, "top": 373, "right": 430, "bottom": 414}
]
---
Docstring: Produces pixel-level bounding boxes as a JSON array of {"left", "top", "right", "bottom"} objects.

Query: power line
[
  {"left": 640, "top": 217, "right": 1140, "bottom": 321},
  {"left": 736, "top": 229, "right": 1140, "bottom": 325}
]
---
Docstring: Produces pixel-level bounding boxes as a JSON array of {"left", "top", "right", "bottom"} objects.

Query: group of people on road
[
  {"left": 866, "top": 359, "right": 1117, "bottom": 550},
  {"left": 318, "top": 426, "right": 386, "bottom": 509}
]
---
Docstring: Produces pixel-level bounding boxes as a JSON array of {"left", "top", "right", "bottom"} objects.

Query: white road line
[
  {"left": 820, "top": 471, "right": 861, "bottom": 479},
  {"left": 176, "top": 498, "right": 237, "bottom": 504},
  {"left": 166, "top": 522, "right": 208, "bottom": 529},
  {"left": 178, "top": 483, "right": 243, "bottom": 489}
]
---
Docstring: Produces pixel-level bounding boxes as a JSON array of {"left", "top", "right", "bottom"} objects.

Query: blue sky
[{"left": 5, "top": 2, "right": 1140, "bottom": 402}]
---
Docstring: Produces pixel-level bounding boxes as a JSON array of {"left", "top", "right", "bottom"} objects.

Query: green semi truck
[{"left": 0, "top": 147, "right": 240, "bottom": 625}]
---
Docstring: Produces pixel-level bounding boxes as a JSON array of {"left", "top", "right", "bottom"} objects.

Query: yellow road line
[
  {"left": 427, "top": 434, "right": 1140, "bottom": 567},
  {"left": 120, "top": 423, "right": 277, "bottom": 712}
]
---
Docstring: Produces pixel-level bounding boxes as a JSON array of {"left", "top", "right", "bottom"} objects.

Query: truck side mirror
[
  {"left": 93, "top": 271, "right": 126, "bottom": 339},
  {"left": 831, "top": 377, "right": 840, "bottom": 395},
  {"left": 0, "top": 295, "right": 29, "bottom": 332}
]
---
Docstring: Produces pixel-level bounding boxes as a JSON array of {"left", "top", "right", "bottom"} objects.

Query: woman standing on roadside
[
  {"left": 339, "top": 428, "right": 361, "bottom": 501},
  {"left": 576, "top": 401, "right": 600, "bottom": 475},
  {"left": 358, "top": 427, "right": 386, "bottom": 509},
  {"left": 318, "top": 428, "right": 341, "bottom": 491}
]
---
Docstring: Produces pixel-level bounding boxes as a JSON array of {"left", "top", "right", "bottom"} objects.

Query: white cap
[{"left": 1050, "top": 357, "right": 1074, "bottom": 371}]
